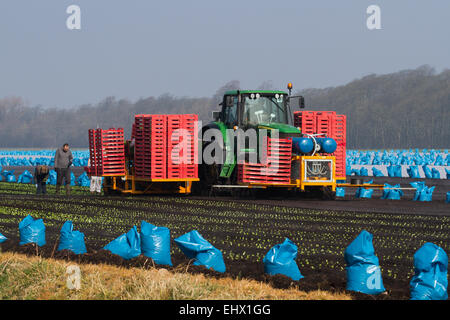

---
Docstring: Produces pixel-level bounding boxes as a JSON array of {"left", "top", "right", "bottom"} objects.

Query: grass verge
[{"left": 0, "top": 252, "right": 351, "bottom": 300}]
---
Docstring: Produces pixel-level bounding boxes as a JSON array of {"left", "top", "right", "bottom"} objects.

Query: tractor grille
[{"left": 303, "top": 159, "right": 333, "bottom": 182}]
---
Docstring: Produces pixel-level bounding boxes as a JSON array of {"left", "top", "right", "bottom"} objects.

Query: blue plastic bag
[
  {"left": 431, "top": 168, "right": 440, "bottom": 179},
  {"left": 407, "top": 166, "right": 420, "bottom": 179},
  {"left": 344, "top": 230, "right": 385, "bottom": 295},
  {"left": 418, "top": 186, "right": 435, "bottom": 202},
  {"left": 104, "top": 226, "right": 141, "bottom": 260},
  {"left": 359, "top": 167, "right": 368, "bottom": 177},
  {"left": 381, "top": 183, "right": 403, "bottom": 200},
  {"left": 46, "top": 170, "right": 57, "bottom": 185},
  {"left": 336, "top": 187, "right": 345, "bottom": 197},
  {"left": 422, "top": 165, "right": 432, "bottom": 179},
  {"left": 76, "top": 172, "right": 91, "bottom": 187},
  {"left": 18, "top": 170, "right": 33, "bottom": 184},
  {"left": 446, "top": 192, "right": 450, "bottom": 203},
  {"left": 446, "top": 168, "right": 450, "bottom": 180},
  {"left": 2, "top": 170, "right": 16, "bottom": 182},
  {"left": 70, "top": 171, "right": 76, "bottom": 186},
  {"left": 355, "top": 186, "right": 373, "bottom": 199},
  {"left": 57, "top": 221, "right": 87, "bottom": 254},
  {"left": 174, "top": 230, "right": 226, "bottom": 273},
  {"left": 140, "top": 220, "right": 172, "bottom": 266},
  {"left": 372, "top": 167, "right": 384, "bottom": 177},
  {"left": 19, "top": 215, "right": 46, "bottom": 246},
  {"left": 394, "top": 165, "right": 402, "bottom": 177},
  {"left": 0, "top": 232, "right": 7, "bottom": 243},
  {"left": 410, "top": 243, "right": 448, "bottom": 300},
  {"left": 263, "top": 238, "right": 303, "bottom": 281},
  {"left": 387, "top": 165, "right": 401, "bottom": 177},
  {"left": 410, "top": 181, "right": 426, "bottom": 201}
]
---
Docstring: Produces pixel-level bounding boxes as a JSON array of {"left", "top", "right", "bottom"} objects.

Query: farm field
[{"left": 0, "top": 182, "right": 449, "bottom": 300}]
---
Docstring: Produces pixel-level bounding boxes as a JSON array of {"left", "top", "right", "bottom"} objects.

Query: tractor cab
[{"left": 213, "top": 90, "right": 304, "bottom": 137}]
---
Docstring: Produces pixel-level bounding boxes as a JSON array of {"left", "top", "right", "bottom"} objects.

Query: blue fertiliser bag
[
  {"left": 104, "top": 226, "right": 141, "bottom": 260},
  {"left": 70, "top": 171, "right": 76, "bottom": 186},
  {"left": 0, "top": 232, "right": 7, "bottom": 243},
  {"left": 18, "top": 170, "right": 33, "bottom": 184},
  {"left": 407, "top": 166, "right": 420, "bottom": 179},
  {"left": 422, "top": 165, "right": 432, "bottom": 179},
  {"left": 344, "top": 230, "right": 385, "bottom": 295},
  {"left": 174, "top": 230, "right": 226, "bottom": 273},
  {"left": 76, "top": 172, "right": 90, "bottom": 187},
  {"left": 410, "top": 181, "right": 435, "bottom": 202},
  {"left": 381, "top": 183, "right": 403, "bottom": 200},
  {"left": 19, "top": 215, "right": 46, "bottom": 246},
  {"left": 57, "top": 221, "right": 87, "bottom": 254},
  {"left": 394, "top": 165, "right": 402, "bottom": 177},
  {"left": 359, "top": 167, "right": 368, "bottom": 177},
  {"left": 336, "top": 187, "right": 345, "bottom": 197},
  {"left": 46, "top": 170, "right": 57, "bottom": 185},
  {"left": 372, "top": 167, "right": 384, "bottom": 177},
  {"left": 418, "top": 186, "right": 435, "bottom": 201},
  {"left": 2, "top": 170, "right": 16, "bottom": 182},
  {"left": 431, "top": 168, "right": 440, "bottom": 179},
  {"left": 410, "top": 243, "right": 448, "bottom": 300},
  {"left": 263, "top": 238, "right": 303, "bottom": 281},
  {"left": 355, "top": 188, "right": 373, "bottom": 198},
  {"left": 140, "top": 220, "right": 172, "bottom": 266}
]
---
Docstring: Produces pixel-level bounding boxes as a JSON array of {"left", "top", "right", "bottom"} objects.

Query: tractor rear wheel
[{"left": 196, "top": 162, "right": 220, "bottom": 196}]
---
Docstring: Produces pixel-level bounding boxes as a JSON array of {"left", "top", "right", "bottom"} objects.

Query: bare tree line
[{"left": 0, "top": 65, "right": 448, "bottom": 149}]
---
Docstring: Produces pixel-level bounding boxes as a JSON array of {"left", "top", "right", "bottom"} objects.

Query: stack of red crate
[
  {"left": 167, "top": 114, "right": 198, "bottom": 179},
  {"left": 88, "top": 128, "right": 125, "bottom": 176},
  {"left": 293, "top": 111, "right": 316, "bottom": 134},
  {"left": 133, "top": 114, "right": 167, "bottom": 179},
  {"left": 133, "top": 114, "right": 198, "bottom": 180},
  {"left": 333, "top": 114, "right": 347, "bottom": 179},
  {"left": 88, "top": 129, "right": 99, "bottom": 176},
  {"left": 238, "top": 137, "right": 292, "bottom": 184},
  {"left": 293, "top": 111, "right": 347, "bottom": 178}
]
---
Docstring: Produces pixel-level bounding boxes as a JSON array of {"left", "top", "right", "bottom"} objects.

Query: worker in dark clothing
[
  {"left": 54, "top": 143, "right": 74, "bottom": 195},
  {"left": 34, "top": 164, "right": 49, "bottom": 195}
]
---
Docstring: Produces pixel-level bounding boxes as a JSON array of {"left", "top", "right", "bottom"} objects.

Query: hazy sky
[{"left": 1, "top": 0, "right": 449, "bottom": 108}]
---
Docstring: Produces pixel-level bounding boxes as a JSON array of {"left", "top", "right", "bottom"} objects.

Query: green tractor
[{"left": 196, "top": 86, "right": 323, "bottom": 196}]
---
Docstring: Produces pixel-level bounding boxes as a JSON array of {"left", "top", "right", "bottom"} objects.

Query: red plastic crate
[
  {"left": 131, "top": 114, "right": 198, "bottom": 180},
  {"left": 239, "top": 137, "right": 292, "bottom": 184},
  {"left": 88, "top": 128, "right": 126, "bottom": 176},
  {"left": 293, "top": 111, "right": 317, "bottom": 135},
  {"left": 167, "top": 114, "right": 198, "bottom": 179}
]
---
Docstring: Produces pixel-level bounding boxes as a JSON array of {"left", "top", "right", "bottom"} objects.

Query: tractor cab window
[
  {"left": 243, "top": 94, "right": 287, "bottom": 126},
  {"left": 222, "top": 95, "right": 238, "bottom": 126}
]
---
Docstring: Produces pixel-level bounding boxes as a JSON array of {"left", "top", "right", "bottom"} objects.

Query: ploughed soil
[
  {"left": 0, "top": 173, "right": 449, "bottom": 300},
  {"left": 1, "top": 241, "right": 397, "bottom": 300}
]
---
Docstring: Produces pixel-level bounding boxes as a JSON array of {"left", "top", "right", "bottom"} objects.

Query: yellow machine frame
[
  {"left": 102, "top": 164, "right": 199, "bottom": 195},
  {"left": 237, "top": 155, "right": 337, "bottom": 192}
]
